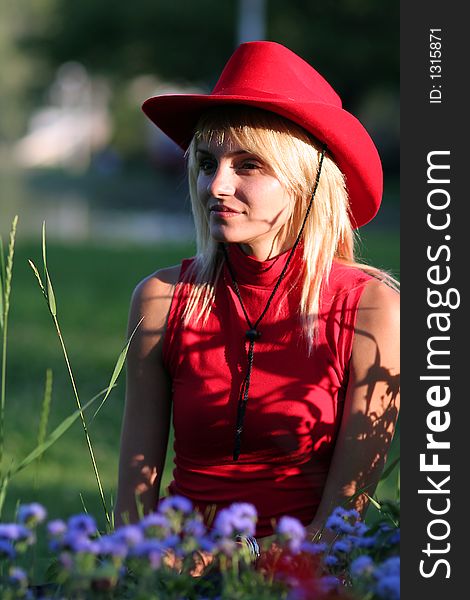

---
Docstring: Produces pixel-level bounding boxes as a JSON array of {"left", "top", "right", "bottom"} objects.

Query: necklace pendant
[{"left": 245, "top": 328, "right": 261, "bottom": 341}]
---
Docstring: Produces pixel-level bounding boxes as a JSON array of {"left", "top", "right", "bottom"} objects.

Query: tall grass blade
[
  {"left": 42, "top": 221, "right": 48, "bottom": 281},
  {"left": 34, "top": 225, "right": 111, "bottom": 525},
  {"left": 0, "top": 472, "right": 10, "bottom": 518},
  {"left": 79, "top": 493, "right": 89, "bottom": 515},
  {"left": 12, "top": 391, "right": 102, "bottom": 476},
  {"left": 37, "top": 369, "right": 53, "bottom": 464},
  {"left": 0, "top": 216, "right": 18, "bottom": 471},
  {"left": 0, "top": 234, "right": 4, "bottom": 331},
  {"left": 92, "top": 317, "right": 143, "bottom": 421}
]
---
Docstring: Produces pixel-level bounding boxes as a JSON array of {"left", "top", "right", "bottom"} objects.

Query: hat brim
[{"left": 142, "top": 93, "right": 383, "bottom": 228}]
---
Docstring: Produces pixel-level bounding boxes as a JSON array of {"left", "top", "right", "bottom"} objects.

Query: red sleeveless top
[{"left": 163, "top": 244, "right": 372, "bottom": 537}]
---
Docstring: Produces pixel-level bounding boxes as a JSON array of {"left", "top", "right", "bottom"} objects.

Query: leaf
[
  {"left": 379, "top": 456, "right": 400, "bottom": 482},
  {"left": 364, "top": 493, "right": 382, "bottom": 511},
  {"left": 46, "top": 270, "right": 57, "bottom": 316},
  {"left": 28, "top": 260, "right": 46, "bottom": 295},
  {"left": 41, "top": 223, "right": 57, "bottom": 316},
  {"left": 92, "top": 317, "right": 144, "bottom": 420}
]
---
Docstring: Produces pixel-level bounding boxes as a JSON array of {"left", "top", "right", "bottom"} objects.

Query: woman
[{"left": 115, "top": 41, "right": 400, "bottom": 547}]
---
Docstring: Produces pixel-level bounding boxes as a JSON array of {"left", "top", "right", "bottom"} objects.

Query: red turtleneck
[{"left": 162, "top": 244, "right": 372, "bottom": 537}]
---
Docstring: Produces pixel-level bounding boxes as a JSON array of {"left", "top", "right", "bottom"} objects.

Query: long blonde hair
[{"left": 182, "top": 106, "right": 395, "bottom": 349}]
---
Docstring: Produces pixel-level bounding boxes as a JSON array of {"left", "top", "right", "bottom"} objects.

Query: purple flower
[
  {"left": 114, "top": 525, "right": 144, "bottom": 548},
  {"left": 331, "top": 538, "right": 353, "bottom": 554},
  {"left": 277, "top": 516, "right": 306, "bottom": 554},
  {"left": 47, "top": 519, "right": 67, "bottom": 538},
  {"left": 376, "top": 556, "right": 400, "bottom": 577},
  {"left": 131, "top": 539, "right": 164, "bottom": 569},
  {"left": 213, "top": 503, "right": 257, "bottom": 538},
  {"left": 353, "top": 534, "right": 378, "bottom": 549},
  {"left": 183, "top": 517, "right": 206, "bottom": 539},
  {"left": 324, "top": 554, "right": 339, "bottom": 566},
  {"left": 299, "top": 541, "right": 327, "bottom": 555},
  {"left": 62, "top": 532, "right": 99, "bottom": 554},
  {"left": 160, "top": 534, "right": 180, "bottom": 550},
  {"left": 67, "top": 514, "right": 97, "bottom": 537},
  {"left": 375, "top": 574, "right": 400, "bottom": 600},
  {"left": 97, "top": 535, "right": 128, "bottom": 559},
  {"left": 9, "top": 566, "right": 28, "bottom": 587},
  {"left": 230, "top": 503, "right": 257, "bottom": 521},
  {"left": 389, "top": 529, "right": 400, "bottom": 545},
  {"left": 17, "top": 502, "right": 47, "bottom": 526},
  {"left": 350, "top": 555, "right": 375, "bottom": 577},
  {"left": 0, "top": 539, "right": 16, "bottom": 559},
  {"left": 318, "top": 575, "right": 340, "bottom": 594},
  {"left": 140, "top": 513, "right": 171, "bottom": 538},
  {"left": 159, "top": 495, "right": 193, "bottom": 515},
  {"left": 352, "top": 521, "right": 369, "bottom": 536},
  {"left": 213, "top": 509, "right": 234, "bottom": 537},
  {"left": 325, "top": 506, "right": 360, "bottom": 535},
  {"left": 0, "top": 523, "right": 33, "bottom": 543},
  {"left": 198, "top": 536, "right": 217, "bottom": 553},
  {"left": 325, "top": 514, "right": 354, "bottom": 535}
]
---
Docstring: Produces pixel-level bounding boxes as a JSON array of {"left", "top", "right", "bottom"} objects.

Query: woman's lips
[{"left": 209, "top": 205, "right": 243, "bottom": 217}]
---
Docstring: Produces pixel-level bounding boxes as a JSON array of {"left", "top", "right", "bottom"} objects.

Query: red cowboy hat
[{"left": 142, "top": 41, "right": 382, "bottom": 228}]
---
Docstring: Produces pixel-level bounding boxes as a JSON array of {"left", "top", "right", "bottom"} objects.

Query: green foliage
[{"left": 0, "top": 221, "right": 140, "bottom": 526}]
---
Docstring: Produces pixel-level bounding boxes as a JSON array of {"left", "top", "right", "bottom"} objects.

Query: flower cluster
[
  {"left": 320, "top": 506, "right": 400, "bottom": 600},
  {"left": 0, "top": 499, "right": 399, "bottom": 599}
]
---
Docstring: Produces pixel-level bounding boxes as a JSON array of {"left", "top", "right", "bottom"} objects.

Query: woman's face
[{"left": 196, "top": 138, "right": 294, "bottom": 260}]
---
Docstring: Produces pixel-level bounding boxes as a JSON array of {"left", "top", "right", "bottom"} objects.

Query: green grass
[{"left": 2, "top": 229, "right": 399, "bottom": 531}]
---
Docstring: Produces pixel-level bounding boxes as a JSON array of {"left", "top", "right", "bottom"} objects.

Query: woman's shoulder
[
  {"left": 326, "top": 260, "right": 399, "bottom": 322},
  {"left": 128, "top": 264, "right": 184, "bottom": 333},
  {"left": 133, "top": 264, "right": 182, "bottom": 302},
  {"left": 357, "top": 277, "right": 400, "bottom": 330}
]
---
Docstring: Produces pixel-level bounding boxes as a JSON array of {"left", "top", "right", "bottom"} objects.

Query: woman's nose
[{"left": 208, "top": 165, "right": 236, "bottom": 197}]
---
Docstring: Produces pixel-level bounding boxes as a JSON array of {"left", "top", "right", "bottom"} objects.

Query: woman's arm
[
  {"left": 307, "top": 279, "right": 400, "bottom": 538},
  {"left": 114, "top": 265, "right": 180, "bottom": 526}
]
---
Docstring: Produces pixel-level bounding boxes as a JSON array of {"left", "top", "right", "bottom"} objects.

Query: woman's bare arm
[
  {"left": 114, "top": 265, "right": 180, "bottom": 526},
  {"left": 307, "top": 279, "right": 400, "bottom": 538}
]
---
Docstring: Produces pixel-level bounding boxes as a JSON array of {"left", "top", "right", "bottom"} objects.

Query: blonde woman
[{"left": 115, "top": 42, "right": 400, "bottom": 553}]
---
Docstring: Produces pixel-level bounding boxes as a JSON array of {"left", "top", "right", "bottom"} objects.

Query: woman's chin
[{"left": 209, "top": 227, "right": 242, "bottom": 245}]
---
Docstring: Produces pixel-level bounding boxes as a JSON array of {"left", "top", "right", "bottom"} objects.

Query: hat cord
[{"left": 222, "top": 145, "right": 327, "bottom": 461}]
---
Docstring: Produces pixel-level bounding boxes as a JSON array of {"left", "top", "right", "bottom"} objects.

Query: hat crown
[{"left": 212, "top": 41, "right": 341, "bottom": 107}]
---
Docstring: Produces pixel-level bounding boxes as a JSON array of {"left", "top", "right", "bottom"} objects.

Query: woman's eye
[
  {"left": 238, "top": 160, "right": 262, "bottom": 171},
  {"left": 199, "top": 159, "right": 216, "bottom": 173}
]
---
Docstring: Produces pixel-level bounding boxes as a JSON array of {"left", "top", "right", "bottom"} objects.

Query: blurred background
[{"left": 0, "top": 0, "right": 399, "bottom": 537}]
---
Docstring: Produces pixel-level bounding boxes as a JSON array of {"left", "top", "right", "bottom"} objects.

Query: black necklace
[{"left": 222, "top": 146, "right": 327, "bottom": 461}]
